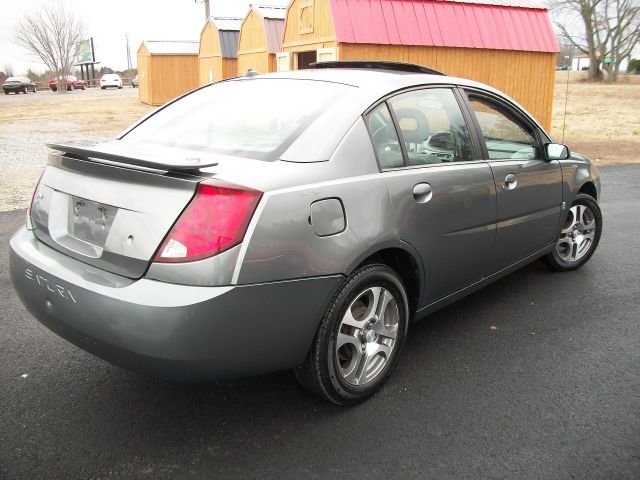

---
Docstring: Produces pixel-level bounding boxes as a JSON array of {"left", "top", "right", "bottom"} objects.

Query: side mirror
[{"left": 545, "top": 143, "right": 570, "bottom": 160}]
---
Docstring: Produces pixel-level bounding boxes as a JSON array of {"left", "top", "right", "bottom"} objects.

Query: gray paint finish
[
  {"left": 8, "top": 68, "right": 602, "bottom": 382},
  {"left": 10, "top": 227, "right": 342, "bottom": 381}
]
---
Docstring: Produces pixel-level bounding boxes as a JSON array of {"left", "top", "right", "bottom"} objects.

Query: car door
[
  {"left": 366, "top": 87, "right": 497, "bottom": 304},
  {"left": 462, "top": 90, "right": 563, "bottom": 272}
]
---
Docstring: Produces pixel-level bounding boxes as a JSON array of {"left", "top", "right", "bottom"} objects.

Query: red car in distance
[{"left": 49, "top": 75, "right": 87, "bottom": 92}]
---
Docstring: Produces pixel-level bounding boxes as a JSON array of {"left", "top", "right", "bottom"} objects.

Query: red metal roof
[{"left": 328, "top": 0, "right": 559, "bottom": 53}]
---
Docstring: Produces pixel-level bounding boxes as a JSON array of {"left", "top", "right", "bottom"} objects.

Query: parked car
[
  {"left": 100, "top": 74, "right": 123, "bottom": 89},
  {"left": 131, "top": 75, "right": 138, "bottom": 88},
  {"left": 9, "top": 62, "right": 602, "bottom": 405},
  {"left": 2, "top": 76, "right": 37, "bottom": 94},
  {"left": 48, "top": 75, "right": 86, "bottom": 92}
]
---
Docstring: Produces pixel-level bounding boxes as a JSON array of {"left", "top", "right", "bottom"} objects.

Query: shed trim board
[{"left": 281, "top": 0, "right": 559, "bottom": 129}]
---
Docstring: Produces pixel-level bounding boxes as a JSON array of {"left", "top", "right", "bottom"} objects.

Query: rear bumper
[{"left": 10, "top": 227, "right": 342, "bottom": 381}]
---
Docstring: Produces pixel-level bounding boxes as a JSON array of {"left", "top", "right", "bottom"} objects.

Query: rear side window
[
  {"left": 366, "top": 103, "right": 404, "bottom": 169},
  {"left": 368, "top": 88, "right": 473, "bottom": 168},
  {"left": 123, "top": 78, "right": 352, "bottom": 161},
  {"left": 468, "top": 98, "right": 538, "bottom": 160}
]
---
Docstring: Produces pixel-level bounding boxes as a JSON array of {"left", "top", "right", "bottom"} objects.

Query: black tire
[
  {"left": 295, "top": 264, "right": 409, "bottom": 406},
  {"left": 546, "top": 193, "right": 602, "bottom": 271},
  {"left": 101, "top": 86, "right": 106, "bottom": 90}
]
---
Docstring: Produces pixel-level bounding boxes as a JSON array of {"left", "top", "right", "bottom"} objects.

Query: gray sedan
[{"left": 9, "top": 62, "right": 602, "bottom": 405}]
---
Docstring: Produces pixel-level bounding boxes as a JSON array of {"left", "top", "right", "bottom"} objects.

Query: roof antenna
[{"left": 561, "top": 50, "right": 571, "bottom": 144}]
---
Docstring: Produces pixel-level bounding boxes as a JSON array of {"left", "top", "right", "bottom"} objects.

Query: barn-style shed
[
  {"left": 137, "top": 40, "right": 199, "bottom": 106},
  {"left": 279, "top": 0, "right": 559, "bottom": 129},
  {"left": 238, "top": 5, "right": 287, "bottom": 74},
  {"left": 199, "top": 17, "right": 242, "bottom": 86}
]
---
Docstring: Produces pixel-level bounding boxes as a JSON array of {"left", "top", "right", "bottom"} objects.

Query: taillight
[
  {"left": 154, "top": 179, "right": 262, "bottom": 263},
  {"left": 27, "top": 172, "right": 44, "bottom": 217}
]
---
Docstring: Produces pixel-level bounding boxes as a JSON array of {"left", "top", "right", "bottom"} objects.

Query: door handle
[
  {"left": 503, "top": 173, "right": 518, "bottom": 190},
  {"left": 413, "top": 183, "right": 432, "bottom": 203}
]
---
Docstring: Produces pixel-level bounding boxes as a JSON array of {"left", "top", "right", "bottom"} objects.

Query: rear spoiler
[{"left": 47, "top": 143, "right": 218, "bottom": 172}]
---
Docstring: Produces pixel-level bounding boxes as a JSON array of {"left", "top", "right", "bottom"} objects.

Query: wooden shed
[
  {"left": 238, "top": 5, "right": 287, "bottom": 74},
  {"left": 137, "top": 40, "right": 199, "bottom": 106},
  {"left": 198, "top": 17, "right": 242, "bottom": 86},
  {"left": 279, "top": 0, "right": 559, "bottom": 129}
]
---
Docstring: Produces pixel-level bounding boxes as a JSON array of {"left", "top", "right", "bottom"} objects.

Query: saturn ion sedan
[{"left": 10, "top": 62, "right": 602, "bottom": 405}]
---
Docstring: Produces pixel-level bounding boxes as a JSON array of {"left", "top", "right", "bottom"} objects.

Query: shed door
[
  {"left": 317, "top": 47, "right": 337, "bottom": 62},
  {"left": 276, "top": 52, "right": 290, "bottom": 72}
]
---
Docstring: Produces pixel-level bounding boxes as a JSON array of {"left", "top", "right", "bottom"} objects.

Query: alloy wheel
[
  {"left": 335, "top": 286, "right": 400, "bottom": 386},
  {"left": 555, "top": 204, "right": 596, "bottom": 263}
]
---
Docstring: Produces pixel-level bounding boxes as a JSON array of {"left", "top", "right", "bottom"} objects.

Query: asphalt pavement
[{"left": 1, "top": 165, "right": 638, "bottom": 479}]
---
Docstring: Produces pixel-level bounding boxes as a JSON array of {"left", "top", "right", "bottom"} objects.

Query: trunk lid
[{"left": 29, "top": 143, "right": 216, "bottom": 278}]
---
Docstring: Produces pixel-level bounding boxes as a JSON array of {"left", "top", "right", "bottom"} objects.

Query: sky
[{"left": 0, "top": 0, "right": 290, "bottom": 75}]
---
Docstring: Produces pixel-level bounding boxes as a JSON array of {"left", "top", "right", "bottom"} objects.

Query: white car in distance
[{"left": 100, "top": 74, "right": 123, "bottom": 90}]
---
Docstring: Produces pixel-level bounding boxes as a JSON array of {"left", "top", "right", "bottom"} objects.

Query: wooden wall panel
[
  {"left": 238, "top": 10, "right": 283, "bottom": 74},
  {"left": 198, "top": 21, "right": 227, "bottom": 86},
  {"left": 222, "top": 58, "right": 238, "bottom": 79},
  {"left": 282, "top": 0, "right": 336, "bottom": 51},
  {"left": 339, "top": 44, "right": 556, "bottom": 130},
  {"left": 146, "top": 55, "right": 199, "bottom": 106}
]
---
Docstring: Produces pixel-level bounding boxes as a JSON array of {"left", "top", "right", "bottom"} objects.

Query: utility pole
[
  {"left": 125, "top": 33, "right": 132, "bottom": 71},
  {"left": 195, "top": 0, "right": 210, "bottom": 22}
]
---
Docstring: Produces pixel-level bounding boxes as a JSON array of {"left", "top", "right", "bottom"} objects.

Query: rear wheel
[
  {"left": 295, "top": 264, "right": 409, "bottom": 405},
  {"left": 546, "top": 193, "right": 602, "bottom": 271}
]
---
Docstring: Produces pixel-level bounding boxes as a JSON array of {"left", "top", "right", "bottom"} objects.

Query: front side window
[
  {"left": 123, "top": 78, "right": 352, "bottom": 161},
  {"left": 388, "top": 88, "right": 474, "bottom": 165},
  {"left": 468, "top": 98, "right": 538, "bottom": 160}
]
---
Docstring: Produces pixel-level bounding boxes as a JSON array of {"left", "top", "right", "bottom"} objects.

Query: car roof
[{"left": 242, "top": 67, "right": 492, "bottom": 94}]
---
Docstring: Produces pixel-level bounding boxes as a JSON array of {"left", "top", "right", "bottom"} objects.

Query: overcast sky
[{"left": 0, "top": 0, "right": 290, "bottom": 75}]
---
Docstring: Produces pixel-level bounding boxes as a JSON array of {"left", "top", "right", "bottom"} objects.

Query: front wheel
[
  {"left": 546, "top": 193, "right": 602, "bottom": 271},
  {"left": 295, "top": 264, "right": 409, "bottom": 405}
]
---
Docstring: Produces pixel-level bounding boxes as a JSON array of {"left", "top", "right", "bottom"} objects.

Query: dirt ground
[
  {"left": 551, "top": 72, "right": 640, "bottom": 165},
  {"left": 0, "top": 76, "right": 638, "bottom": 211}
]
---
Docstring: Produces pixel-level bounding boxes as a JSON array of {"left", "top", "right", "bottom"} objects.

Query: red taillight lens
[{"left": 154, "top": 180, "right": 262, "bottom": 263}]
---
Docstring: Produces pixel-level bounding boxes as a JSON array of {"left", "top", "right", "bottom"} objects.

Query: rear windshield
[{"left": 122, "top": 78, "right": 353, "bottom": 161}]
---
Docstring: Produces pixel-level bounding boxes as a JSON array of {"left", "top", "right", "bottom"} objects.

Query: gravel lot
[{"left": 0, "top": 88, "right": 150, "bottom": 211}]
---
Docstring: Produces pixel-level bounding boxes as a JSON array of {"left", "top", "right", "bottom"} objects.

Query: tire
[
  {"left": 295, "top": 263, "right": 409, "bottom": 406},
  {"left": 545, "top": 193, "right": 602, "bottom": 271}
]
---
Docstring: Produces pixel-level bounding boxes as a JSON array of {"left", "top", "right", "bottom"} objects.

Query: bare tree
[
  {"left": 552, "top": 0, "right": 606, "bottom": 81},
  {"left": 13, "top": 2, "right": 85, "bottom": 92},
  {"left": 552, "top": 0, "right": 640, "bottom": 82},
  {"left": 601, "top": 0, "right": 640, "bottom": 81}
]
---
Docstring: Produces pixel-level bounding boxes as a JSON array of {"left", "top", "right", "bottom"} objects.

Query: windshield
[{"left": 122, "top": 78, "right": 353, "bottom": 161}]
